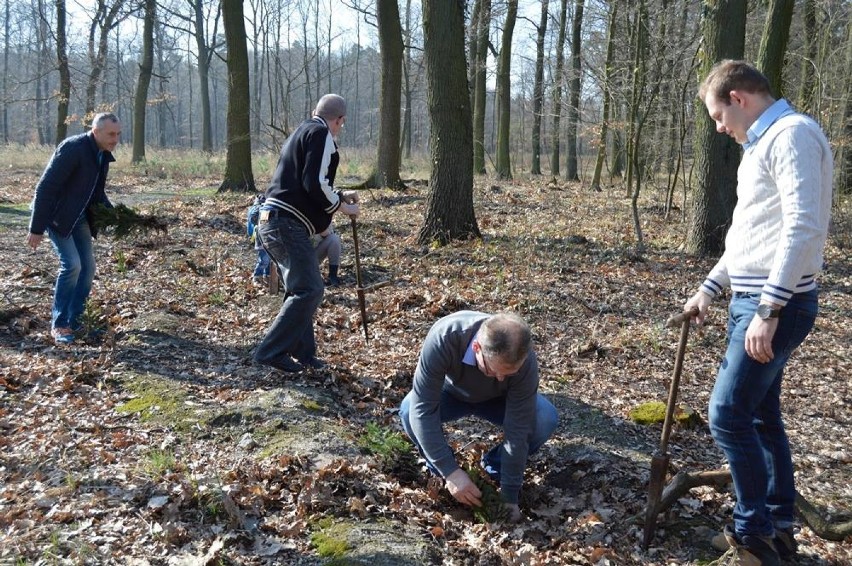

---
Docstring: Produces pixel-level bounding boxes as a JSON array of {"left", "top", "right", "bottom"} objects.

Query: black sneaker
[
  {"left": 711, "top": 525, "right": 780, "bottom": 566},
  {"left": 254, "top": 356, "right": 303, "bottom": 373},
  {"left": 772, "top": 527, "right": 797, "bottom": 560},
  {"left": 300, "top": 357, "right": 327, "bottom": 370}
]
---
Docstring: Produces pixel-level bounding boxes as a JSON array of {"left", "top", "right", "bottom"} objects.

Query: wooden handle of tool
[{"left": 666, "top": 306, "right": 699, "bottom": 328}]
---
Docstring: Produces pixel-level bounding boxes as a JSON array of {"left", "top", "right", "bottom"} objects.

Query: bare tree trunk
[
  {"left": 495, "top": 0, "right": 517, "bottom": 180},
  {"left": 131, "top": 0, "right": 155, "bottom": 164},
  {"left": 756, "top": 0, "right": 794, "bottom": 99},
  {"left": 837, "top": 16, "right": 852, "bottom": 196},
  {"left": 2, "top": 0, "right": 8, "bottom": 142},
  {"left": 371, "top": 0, "right": 403, "bottom": 189},
  {"left": 550, "top": 0, "right": 568, "bottom": 178},
  {"left": 564, "top": 0, "right": 584, "bottom": 181},
  {"left": 85, "top": 0, "right": 127, "bottom": 118},
  {"left": 472, "top": 0, "right": 491, "bottom": 175},
  {"left": 687, "top": 0, "right": 746, "bottom": 256},
  {"left": 219, "top": 0, "right": 255, "bottom": 193},
  {"left": 590, "top": 2, "right": 618, "bottom": 192},
  {"left": 531, "top": 0, "right": 549, "bottom": 175},
  {"left": 797, "top": 0, "right": 817, "bottom": 115},
  {"left": 400, "top": 0, "right": 413, "bottom": 159},
  {"left": 191, "top": 0, "right": 216, "bottom": 152},
  {"left": 417, "top": 0, "right": 479, "bottom": 245},
  {"left": 54, "top": 0, "right": 70, "bottom": 143}
]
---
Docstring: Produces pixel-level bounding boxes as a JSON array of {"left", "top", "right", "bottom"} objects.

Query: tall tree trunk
[
  {"left": 85, "top": 0, "right": 126, "bottom": 118},
  {"left": 624, "top": 3, "right": 645, "bottom": 197},
  {"left": 472, "top": 0, "right": 491, "bottom": 175},
  {"left": 797, "top": 0, "right": 817, "bottom": 116},
  {"left": 219, "top": 0, "right": 255, "bottom": 193},
  {"left": 54, "top": 0, "right": 70, "bottom": 143},
  {"left": 192, "top": 0, "right": 215, "bottom": 152},
  {"left": 564, "top": 0, "right": 584, "bottom": 181},
  {"left": 756, "top": 0, "right": 794, "bottom": 99},
  {"left": 371, "top": 0, "right": 403, "bottom": 189},
  {"left": 687, "top": 0, "right": 747, "bottom": 256},
  {"left": 131, "top": 0, "right": 155, "bottom": 164},
  {"left": 550, "top": 0, "right": 568, "bottom": 177},
  {"left": 590, "top": 2, "right": 618, "bottom": 192},
  {"left": 417, "top": 0, "right": 479, "bottom": 245},
  {"left": 400, "top": 0, "right": 413, "bottom": 159},
  {"left": 2, "top": 0, "right": 8, "bottom": 143},
  {"left": 531, "top": 0, "right": 549, "bottom": 175},
  {"left": 155, "top": 22, "right": 167, "bottom": 147},
  {"left": 468, "top": 0, "right": 482, "bottom": 112},
  {"left": 495, "top": 0, "right": 518, "bottom": 180},
  {"left": 837, "top": 16, "right": 852, "bottom": 196}
]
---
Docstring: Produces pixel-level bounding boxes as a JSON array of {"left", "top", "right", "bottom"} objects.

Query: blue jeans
[
  {"left": 398, "top": 390, "right": 559, "bottom": 477},
  {"left": 254, "top": 215, "right": 324, "bottom": 364},
  {"left": 253, "top": 247, "right": 270, "bottom": 277},
  {"left": 709, "top": 290, "right": 818, "bottom": 537},
  {"left": 47, "top": 221, "right": 95, "bottom": 330}
]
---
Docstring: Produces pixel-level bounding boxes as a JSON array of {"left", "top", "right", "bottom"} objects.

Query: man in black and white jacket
[{"left": 253, "top": 94, "right": 359, "bottom": 373}]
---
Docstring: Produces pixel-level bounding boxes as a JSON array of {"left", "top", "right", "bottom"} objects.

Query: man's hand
[
  {"left": 504, "top": 503, "right": 522, "bottom": 523},
  {"left": 26, "top": 233, "right": 43, "bottom": 251},
  {"left": 340, "top": 201, "right": 360, "bottom": 218},
  {"left": 445, "top": 469, "right": 482, "bottom": 507},
  {"left": 340, "top": 190, "right": 359, "bottom": 204},
  {"left": 684, "top": 290, "right": 713, "bottom": 326},
  {"left": 745, "top": 315, "right": 778, "bottom": 364}
]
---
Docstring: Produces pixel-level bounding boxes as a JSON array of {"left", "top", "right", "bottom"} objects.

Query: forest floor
[{"left": 1, "top": 162, "right": 851, "bottom": 565}]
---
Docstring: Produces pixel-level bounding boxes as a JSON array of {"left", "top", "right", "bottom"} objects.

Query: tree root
[{"left": 651, "top": 468, "right": 852, "bottom": 541}]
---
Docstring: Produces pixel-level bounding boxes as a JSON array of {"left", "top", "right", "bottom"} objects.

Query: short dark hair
[
  {"left": 478, "top": 313, "right": 532, "bottom": 365},
  {"left": 698, "top": 60, "right": 770, "bottom": 104},
  {"left": 92, "top": 112, "right": 120, "bottom": 129}
]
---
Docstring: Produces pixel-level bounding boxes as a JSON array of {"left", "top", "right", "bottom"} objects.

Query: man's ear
[
  {"left": 729, "top": 90, "right": 747, "bottom": 107},
  {"left": 472, "top": 339, "right": 481, "bottom": 354}
]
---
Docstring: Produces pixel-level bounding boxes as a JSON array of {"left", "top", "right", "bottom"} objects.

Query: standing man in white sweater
[{"left": 685, "top": 60, "right": 833, "bottom": 566}]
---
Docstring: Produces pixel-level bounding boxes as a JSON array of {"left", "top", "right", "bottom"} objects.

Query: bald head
[
  {"left": 478, "top": 313, "right": 532, "bottom": 365},
  {"left": 314, "top": 94, "right": 347, "bottom": 121}
]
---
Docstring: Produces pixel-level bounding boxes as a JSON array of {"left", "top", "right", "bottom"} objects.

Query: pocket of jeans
[{"left": 775, "top": 306, "right": 817, "bottom": 357}]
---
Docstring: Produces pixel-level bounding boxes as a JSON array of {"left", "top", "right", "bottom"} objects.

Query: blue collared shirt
[{"left": 743, "top": 99, "right": 795, "bottom": 150}]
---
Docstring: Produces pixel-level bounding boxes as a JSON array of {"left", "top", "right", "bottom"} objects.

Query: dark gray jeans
[{"left": 254, "top": 215, "right": 324, "bottom": 364}]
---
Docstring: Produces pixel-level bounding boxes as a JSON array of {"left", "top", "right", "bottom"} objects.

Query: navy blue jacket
[
  {"left": 263, "top": 116, "right": 342, "bottom": 235},
  {"left": 29, "top": 132, "right": 115, "bottom": 238}
]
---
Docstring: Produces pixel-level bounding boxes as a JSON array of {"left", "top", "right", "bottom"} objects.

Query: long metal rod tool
[{"left": 642, "top": 306, "right": 699, "bottom": 548}]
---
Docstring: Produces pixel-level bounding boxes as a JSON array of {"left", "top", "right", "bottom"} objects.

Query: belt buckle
[{"left": 259, "top": 210, "right": 270, "bottom": 222}]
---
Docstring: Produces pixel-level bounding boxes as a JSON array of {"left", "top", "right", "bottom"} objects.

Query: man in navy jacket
[{"left": 27, "top": 113, "right": 121, "bottom": 344}]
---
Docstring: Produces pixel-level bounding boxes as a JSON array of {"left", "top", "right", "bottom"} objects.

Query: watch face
[{"left": 757, "top": 304, "right": 779, "bottom": 319}]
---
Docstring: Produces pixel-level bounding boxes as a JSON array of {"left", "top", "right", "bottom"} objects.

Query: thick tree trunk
[
  {"left": 417, "top": 0, "right": 479, "bottom": 246},
  {"left": 564, "top": 0, "right": 584, "bottom": 182},
  {"left": 131, "top": 0, "right": 155, "bottom": 164},
  {"left": 219, "top": 0, "right": 254, "bottom": 193},
  {"left": 530, "top": 0, "right": 549, "bottom": 176},
  {"left": 495, "top": 0, "right": 518, "bottom": 180},
  {"left": 370, "top": 0, "right": 404, "bottom": 190},
  {"left": 686, "top": 0, "right": 746, "bottom": 256},
  {"left": 756, "top": 0, "right": 794, "bottom": 99}
]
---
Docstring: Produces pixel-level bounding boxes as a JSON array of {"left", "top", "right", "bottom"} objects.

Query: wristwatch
[{"left": 756, "top": 303, "right": 782, "bottom": 320}]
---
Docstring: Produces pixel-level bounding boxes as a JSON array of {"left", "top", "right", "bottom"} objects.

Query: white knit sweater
[{"left": 701, "top": 104, "right": 833, "bottom": 307}]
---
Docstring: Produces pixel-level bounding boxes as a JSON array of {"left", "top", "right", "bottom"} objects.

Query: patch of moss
[
  {"left": 301, "top": 399, "right": 323, "bottom": 412},
  {"left": 310, "top": 517, "right": 351, "bottom": 559},
  {"left": 629, "top": 401, "right": 667, "bottom": 425},
  {"left": 629, "top": 401, "right": 703, "bottom": 428},
  {"left": 115, "top": 373, "right": 197, "bottom": 432}
]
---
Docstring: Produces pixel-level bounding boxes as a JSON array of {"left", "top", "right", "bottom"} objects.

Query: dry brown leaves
[{"left": 1, "top": 169, "right": 850, "bottom": 565}]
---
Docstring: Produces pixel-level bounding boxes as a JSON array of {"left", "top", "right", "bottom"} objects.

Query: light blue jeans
[
  {"left": 709, "top": 290, "right": 818, "bottom": 537},
  {"left": 47, "top": 221, "right": 95, "bottom": 330},
  {"left": 254, "top": 215, "right": 324, "bottom": 364},
  {"left": 398, "top": 390, "right": 559, "bottom": 478}
]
